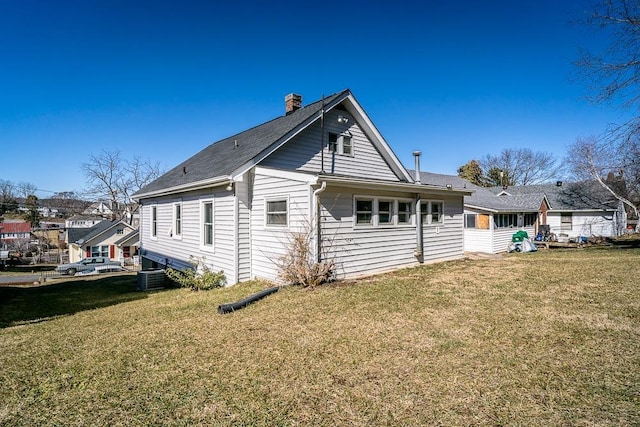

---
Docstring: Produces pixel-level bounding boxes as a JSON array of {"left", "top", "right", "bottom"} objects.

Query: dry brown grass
[{"left": 1, "top": 248, "right": 639, "bottom": 425}]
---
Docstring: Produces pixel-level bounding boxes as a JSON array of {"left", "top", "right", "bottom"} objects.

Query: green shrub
[{"left": 165, "top": 256, "right": 226, "bottom": 291}]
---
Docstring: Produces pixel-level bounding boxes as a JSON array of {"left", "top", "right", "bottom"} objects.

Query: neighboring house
[
  {"left": 38, "top": 206, "right": 60, "bottom": 218},
  {"left": 67, "top": 219, "right": 137, "bottom": 263},
  {"left": 417, "top": 172, "right": 544, "bottom": 254},
  {"left": 65, "top": 215, "right": 104, "bottom": 229},
  {"left": 491, "top": 182, "right": 627, "bottom": 239},
  {"left": 0, "top": 222, "right": 33, "bottom": 249},
  {"left": 82, "top": 201, "right": 114, "bottom": 217},
  {"left": 420, "top": 173, "right": 627, "bottom": 254},
  {"left": 114, "top": 229, "right": 140, "bottom": 266},
  {"left": 133, "top": 90, "right": 472, "bottom": 285}
]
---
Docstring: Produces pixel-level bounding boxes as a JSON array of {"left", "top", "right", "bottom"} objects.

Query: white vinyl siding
[
  {"left": 260, "top": 110, "right": 400, "bottom": 182},
  {"left": 463, "top": 209, "right": 493, "bottom": 253},
  {"left": 421, "top": 196, "right": 464, "bottom": 263},
  {"left": 547, "top": 211, "right": 619, "bottom": 238},
  {"left": 321, "top": 188, "right": 464, "bottom": 279},
  {"left": 139, "top": 188, "right": 236, "bottom": 284},
  {"left": 251, "top": 173, "right": 311, "bottom": 282},
  {"left": 235, "top": 178, "right": 252, "bottom": 282}
]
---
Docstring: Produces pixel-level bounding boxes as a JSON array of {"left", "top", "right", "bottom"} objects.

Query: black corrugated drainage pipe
[{"left": 217, "top": 286, "right": 280, "bottom": 314}]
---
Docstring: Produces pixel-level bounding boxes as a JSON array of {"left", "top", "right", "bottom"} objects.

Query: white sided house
[
  {"left": 133, "top": 90, "right": 472, "bottom": 285},
  {"left": 68, "top": 220, "right": 137, "bottom": 263},
  {"left": 416, "top": 173, "right": 544, "bottom": 254},
  {"left": 421, "top": 173, "right": 628, "bottom": 254},
  {"left": 491, "top": 183, "right": 627, "bottom": 240}
]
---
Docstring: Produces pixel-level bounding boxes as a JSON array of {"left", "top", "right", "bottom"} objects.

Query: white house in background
[
  {"left": 133, "top": 90, "right": 472, "bottom": 285},
  {"left": 82, "top": 201, "right": 113, "bottom": 217},
  {"left": 416, "top": 173, "right": 544, "bottom": 253},
  {"left": 65, "top": 215, "right": 104, "bottom": 229},
  {"left": 67, "top": 219, "right": 137, "bottom": 263},
  {"left": 114, "top": 229, "right": 140, "bottom": 266},
  {"left": 491, "top": 183, "right": 626, "bottom": 239},
  {"left": 417, "top": 173, "right": 627, "bottom": 254}
]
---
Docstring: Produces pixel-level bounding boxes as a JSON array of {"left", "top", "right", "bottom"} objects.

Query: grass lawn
[{"left": 1, "top": 248, "right": 639, "bottom": 426}]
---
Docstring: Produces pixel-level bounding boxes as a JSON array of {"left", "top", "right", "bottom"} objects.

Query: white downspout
[{"left": 312, "top": 181, "right": 327, "bottom": 262}]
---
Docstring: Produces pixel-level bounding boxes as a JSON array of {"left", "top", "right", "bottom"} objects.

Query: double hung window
[{"left": 266, "top": 199, "right": 288, "bottom": 226}]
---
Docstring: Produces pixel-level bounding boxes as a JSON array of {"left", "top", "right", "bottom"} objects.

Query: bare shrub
[{"left": 277, "top": 226, "right": 335, "bottom": 288}]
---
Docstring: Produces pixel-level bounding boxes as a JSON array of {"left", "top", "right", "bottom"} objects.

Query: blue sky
[{"left": 0, "top": 0, "right": 630, "bottom": 198}]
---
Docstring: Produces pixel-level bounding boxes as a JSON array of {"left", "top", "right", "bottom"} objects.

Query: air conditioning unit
[{"left": 136, "top": 269, "right": 166, "bottom": 291}]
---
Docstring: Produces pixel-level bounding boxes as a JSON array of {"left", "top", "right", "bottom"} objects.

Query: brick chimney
[{"left": 285, "top": 93, "right": 302, "bottom": 115}]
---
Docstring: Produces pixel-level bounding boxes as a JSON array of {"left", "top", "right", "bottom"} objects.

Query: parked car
[
  {"left": 75, "top": 264, "right": 127, "bottom": 276},
  {"left": 55, "top": 257, "right": 122, "bottom": 276}
]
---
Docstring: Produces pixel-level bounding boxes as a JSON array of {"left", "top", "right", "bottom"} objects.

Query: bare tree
[
  {"left": 480, "top": 148, "right": 563, "bottom": 186},
  {"left": 16, "top": 182, "right": 38, "bottom": 200},
  {"left": 82, "top": 150, "right": 163, "bottom": 222},
  {"left": 576, "top": 0, "right": 640, "bottom": 114},
  {"left": 0, "top": 179, "right": 17, "bottom": 215},
  {"left": 571, "top": 0, "right": 640, "bottom": 229},
  {"left": 566, "top": 136, "right": 639, "bottom": 230}
]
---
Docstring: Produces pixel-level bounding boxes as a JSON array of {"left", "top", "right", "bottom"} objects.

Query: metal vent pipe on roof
[{"left": 413, "top": 151, "right": 422, "bottom": 184}]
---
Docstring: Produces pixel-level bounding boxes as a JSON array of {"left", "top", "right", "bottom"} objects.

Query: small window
[
  {"left": 90, "top": 245, "right": 109, "bottom": 258},
  {"left": 202, "top": 201, "right": 213, "bottom": 247},
  {"left": 266, "top": 199, "right": 288, "bottom": 226},
  {"left": 174, "top": 203, "right": 182, "bottom": 236},
  {"left": 327, "top": 132, "right": 353, "bottom": 155},
  {"left": 341, "top": 135, "right": 352, "bottom": 155},
  {"left": 398, "top": 201, "right": 412, "bottom": 224},
  {"left": 151, "top": 206, "right": 157, "bottom": 238},
  {"left": 561, "top": 213, "right": 572, "bottom": 231},
  {"left": 421, "top": 201, "right": 444, "bottom": 225},
  {"left": 464, "top": 214, "right": 477, "bottom": 229},
  {"left": 328, "top": 133, "right": 338, "bottom": 153},
  {"left": 355, "top": 199, "right": 373, "bottom": 225},
  {"left": 116, "top": 228, "right": 124, "bottom": 235},
  {"left": 431, "top": 202, "right": 443, "bottom": 224},
  {"left": 378, "top": 200, "right": 393, "bottom": 224},
  {"left": 524, "top": 213, "right": 537, "bottom": 227},
  {"left": 495, "top": 213, "right": 518, "bottom": 228}
]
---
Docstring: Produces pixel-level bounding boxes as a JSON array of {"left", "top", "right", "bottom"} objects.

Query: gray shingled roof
[
  {"left": 135, "top": 90, "right": 349, "bottom": 196},
  {"left": 416, "top": 171, "right": 542, "bottom": 212},
  {"left": 67, "top": 227, "right": 92, "bottom": 244},
  {"left": 494, "top": 183, "right": 619, "bottom": 211},
  {"left": 114, "top": 229, "right": 139, "bottom": 246},
  {"left": 74, "top": 220, "right": 122, "bottom": 245}
]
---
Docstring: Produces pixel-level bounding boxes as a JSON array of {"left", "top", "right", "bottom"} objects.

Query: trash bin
[{"left": 512, "top": 230, "right": 529, "bottom": 243}]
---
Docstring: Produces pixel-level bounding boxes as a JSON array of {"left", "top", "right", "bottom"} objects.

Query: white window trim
[
  {"left": 396, "top": 198, "right": 415, "bottom": 226},
  {"left": 464, "top": 213, "right": 477, "bottom": 229},
  {"left": 353, "top": 196, "right": 415, "bottom": 228},
  {"left": 421, "top": 200, "right": 445, "bottom": 226},
  {"left": 354, "top": 196, "right": 374, "bottom": 227},
  {"left": 377, "top": 198, "right": 395, "bottom": 227},
  {"left": 150, "top": 205, "right": 158, "bottom": 241},
  {"left": 200, "top": 199, "right": 214, "bottom": 251},
  {"left": 172, "top": 201, "right": 183, "bottom": 240},
  {"left": 264, "top": 196, "right": 289, "bottom": 228},
  {"left": 327, "top": 131, "right": 354, "bottom": 157}
]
